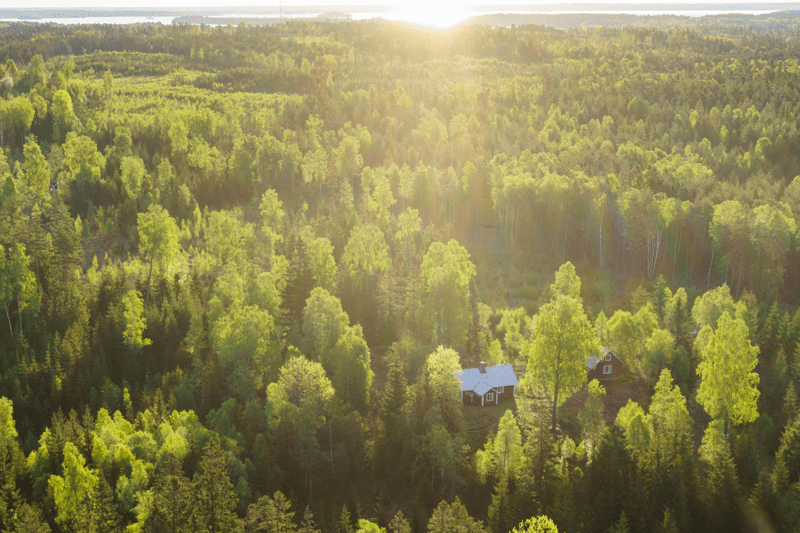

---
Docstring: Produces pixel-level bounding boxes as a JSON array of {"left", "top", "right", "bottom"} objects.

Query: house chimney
[{"left": 479, "top": 362, "right": 486, "bottom": 373}]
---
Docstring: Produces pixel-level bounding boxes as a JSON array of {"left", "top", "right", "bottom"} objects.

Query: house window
[
  {"left": 603, "top": 365, "right": 612, "bottom": 375},
  {"left": 497, "top": 386, "right": 505, "bottom": 393},
  {"left": 604, "top": 353, "right": 611, "bottom": 361},
  {"left": 486, "top": 392, "right": 494, "bottom": 402}
]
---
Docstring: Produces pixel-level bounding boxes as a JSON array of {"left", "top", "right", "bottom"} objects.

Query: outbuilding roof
[{"left": 454, "top": 364, "right": 519, "bottom": 396}]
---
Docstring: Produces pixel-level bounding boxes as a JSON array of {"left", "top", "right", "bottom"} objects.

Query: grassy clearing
[{"left": 463, "top": 397, "right": 517, "bottom": 451}]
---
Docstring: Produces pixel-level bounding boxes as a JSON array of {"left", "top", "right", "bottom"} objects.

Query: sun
[{"left": 380, "top": 2, "right": 473, "bottom": 30}]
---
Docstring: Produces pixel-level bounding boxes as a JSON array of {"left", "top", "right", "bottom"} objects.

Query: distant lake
[{"left": 0, "top": 8, "right": 790, "bottom": 30}]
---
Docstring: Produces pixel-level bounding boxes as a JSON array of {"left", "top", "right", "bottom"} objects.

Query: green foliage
[
  {"left": 697, "top": 313, "right": 760, "bottom": 435},
  {"left": 118, "top": 289, "right": 151, "bottom": 349},
  {"left": 524, "top": 293, "right": 598, "bottom": 431},
  {"left": 578, "top": 379, "right": 607, "bottom": 461},
  {"left": 511, "top": 516, "right": 558, "bottom": 533},
  {"left": 49, "top": 442, "right": 98, "bottom": 531},
  {"left": 427, "top": 497, "right": 485, "bottom": 533},
  {"left": 246, "top": 491, "right": 297, "bottom": 533},
  {"left": 343, "top": 223, "right": 390, "bottom": 284},
  {"left": 550, "top": 261, "right": 581, "bottom": 300},
  {"left": 302, "top": 287, "right": 349, "bottom": 371},
  {"left": 4, "top": 19, "right": 800, "bottom": 533},
  {"left": 426, "top": 346, "right": 464, "bottom": 431},
  {"left": 194, "top": 439, "right": 242, "bottom": 533},
  {"left": 421, "top": 240, "right": 476, "bottom": 346},
  {"left": 260, "top": 189, "right": 285, "bottom": 259},
  {"left": 22, "top": 137, "right": 50, "bottom": 201},
  {"left": 62, "top": 133, "right": 104, "bottom": 183},
  {"left": 120, "top": 155, "right": 147, "bottom": 200},
  {"left": 213, "top": 304, "right": 276, "bottom": 397}
]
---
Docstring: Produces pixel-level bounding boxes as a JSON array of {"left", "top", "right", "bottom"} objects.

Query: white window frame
[
  {"left": 603, "top": 365, "right": 612, "bottom": 375},
  {"left": 486, "top": 392, "right": 494, "bottom": 402},
  {"left": 604, "top": 353, "right": 611, "bottom": 361},
  {"left": 497, "top": 386, "right": 505, "bottom": 393}
]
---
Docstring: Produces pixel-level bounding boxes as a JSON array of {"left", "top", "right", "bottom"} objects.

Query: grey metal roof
[
  {"left": 588, "top": 348, "right": 623, "bottom": 371},
  {"left": 454, "top": 364, "right": 519, "bottom": 393}
]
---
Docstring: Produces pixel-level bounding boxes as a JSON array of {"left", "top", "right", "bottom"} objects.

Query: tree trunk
[
  {"left": 5, "top": 303, "right": 12, "bottom": 336},
  {"left": 145, "top": 258, "right": 154, "bottom": 307},
  {"left": 16, "top": 290, "right": 22, "bottom": 337},
  {"left": 329, "top": 417, "right": 334, "bottom": 474},
  {"left": 598, "top": 207, "right": 604, "bottom": 268},
  {"left": 551, "top": 386, "right": 559, "bottom": 432},
  {"left": 707, "top": 245, "right": 714, "bottom": 289}
]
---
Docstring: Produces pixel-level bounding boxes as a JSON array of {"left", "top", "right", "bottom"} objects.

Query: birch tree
[
  {"left": 697, "top": 312, "right": 760, "bottom": 438},
  {"left": 523, "top": 294, "right": 598, "bottom": 432}
]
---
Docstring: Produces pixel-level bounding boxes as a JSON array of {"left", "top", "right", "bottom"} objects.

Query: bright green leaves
[
  {"left": 648, "top": 369, "right": 693, "bottom": 467},
  {"left": 302, "top": 287, "right": 349, "bottom": 371},
  {"left": 300, "top": 228, "right": 337, "bottom": 294},
  {"left": 425, "top": 346, "right": 463, "bottom": 432},
  {"left": 51, "top": 89, "right": 74, "bottom": 141},
  {"left": 22, "top": 136, "right": 50, "bottom": 202},
  {"left": 270, "top": 356, "right": 335, "bottom": 414},
  {"left": 168, "top": 119, "right": 189, "bottom": 156},
  {"left": 137, "top": 203, "right": 181, "bottom": 306},
  {"left": 331, "top": 324, "right": 373, "bottom": 412},
  {"left": 578, "top": 379, "right": 607, "bottom": 461},
  {"left": 524, "top": 289, "right": 598, "bottom": 431},
  {"left": 395, "top": 207, "right": 421, "bottom": 269},
  {"left": 0, "top": 243, "right": 39, "bottom": 337},
  {"left": 138, "top": 204, "right": 181, "bottom": 267},
  {"left": 420, "top": 240, "right": 476, "bottom": 346},
  {"left": 511, "top": 516, "right": 559, "bottom": 533},
  {"left": 120, "top": 156, "right": 147, "bottom": 201},
  {"left": 267, "top": 357, "right": 335, "bottom": 493},
  {"left": 203, "top": 208, "right": 255, "bottom": 270},
  {"left": 550, "top": 261, "right": 581, "bottom": 300},
  {"left": 118, "top": 289, "right": 150, "bottom": 350},
  {"left": 260, "top": 189, "right": 285, "bottom": 259},
  {"left": 476, "top": 410, "right": 523, "bottom": 483},
  {"left": 343, "top": 223, "right": 390, "bottom": 285},
  {"left": 615, "top": 400, "right": 654, "bottom": 472},
  {"left": 697, "top": 312, "right": 760, "bottom": 436},
  {"left": 497, "top": 307, "right": 528, "bottom": 360},
  {"left": 213, "top": 304, "right": 276, "bottom": 397},
  {"left": 49, "top": 442, "right": 98, "bottom": 531},
  {"left": 62, "top": 133, "right": 104, "bottom": 184}
]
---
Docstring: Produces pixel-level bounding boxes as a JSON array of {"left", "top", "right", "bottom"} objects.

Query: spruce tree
[{"left": 193, "top": 439, "right": 242, "bottom": 533}]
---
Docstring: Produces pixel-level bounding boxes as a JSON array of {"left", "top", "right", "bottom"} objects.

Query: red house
[
  {"left": 454, "top": 362, "right": 519, "bottom": 406},
  {"left": 587, "top": 348, "right": 627, "bottom": 381}
]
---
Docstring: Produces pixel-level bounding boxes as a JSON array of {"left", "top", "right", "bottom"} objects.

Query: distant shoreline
[{"left": 2, "top": 5, "right": 800, "bottom": 31}]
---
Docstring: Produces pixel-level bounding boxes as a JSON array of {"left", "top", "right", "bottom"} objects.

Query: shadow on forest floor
[{"left": 463, "top": 397, "right": 517, "bottom": 451}]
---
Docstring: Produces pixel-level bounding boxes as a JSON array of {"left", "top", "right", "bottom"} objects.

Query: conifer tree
[
  {"left": 151, "top": 456, "right": 192, "bottom": 533},
  {"left": 194, "top": 439, "right": 242, "bottom": 533}
]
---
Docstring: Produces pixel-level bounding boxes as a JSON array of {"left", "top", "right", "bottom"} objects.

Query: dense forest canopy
[{"left": 1, "top": 16, "right": 800, "bottom": 532}]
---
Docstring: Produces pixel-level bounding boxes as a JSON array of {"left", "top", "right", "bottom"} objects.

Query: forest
[{"left": 1, "top": 15, "right": 800, "bottom": 533}]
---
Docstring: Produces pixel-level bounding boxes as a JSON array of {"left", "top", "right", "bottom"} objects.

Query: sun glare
[{"left": 352, "top": 3, "right": 473, "bottom": 30}]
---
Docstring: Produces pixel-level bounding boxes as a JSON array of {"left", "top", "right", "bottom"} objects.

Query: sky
[{"left": 4, "top": 0, "right": 800, "bottom": 8}]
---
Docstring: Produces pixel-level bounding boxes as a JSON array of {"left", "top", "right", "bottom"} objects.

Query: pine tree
[
  {"left": 92, "top": 473, "right": 120, "bottom": 533},
  {"left": 193, "top": 439, "right": 242, "bottom": 533},
  {"left": 10, "top": 503, "right": 51, "bottom": 533},
  {"left": 246, "top": 491, "right": 297, "bottom": 533},
  {"left": 337, "top": 505, "right": 354, "bottom": 533},
  {"left": 388, "top": 511, "right": 411, "bottom": 533},
  {"left": 151, "top": 456, "right": 192, "bottom": 533},
  {"left": 488, "top": 477, "right": 514, "bottom": 533}
]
